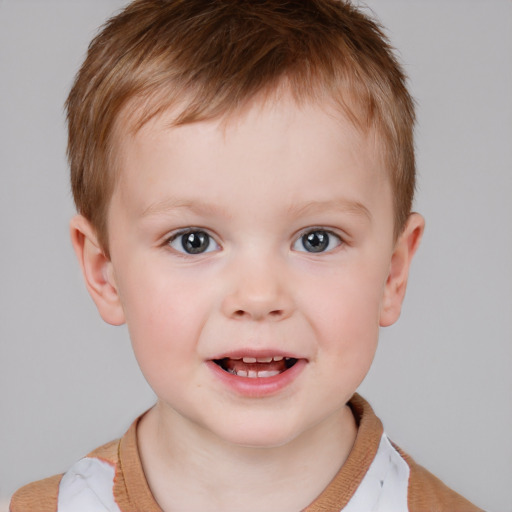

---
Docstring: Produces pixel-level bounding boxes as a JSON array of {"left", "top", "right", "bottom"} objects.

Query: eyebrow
[
  {"left": 287, "top": 199, "right": 372, "bottom": 221},
  {"left": 141, "top": 197, "right": 232, "bottom": 218},
  {"left": 141, "top": 197, "right": 371, "bottom": 221}
]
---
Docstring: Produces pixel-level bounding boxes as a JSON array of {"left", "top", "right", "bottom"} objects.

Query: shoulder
[
  {"left": 9, "top": 439, "right": 121, "bottom": 512},
  {"left": 10, "top": 474, "right": 62, "bottom": 512},
  {"left": 346, "top": 395, "right": 484, "bottom": 512},
  {"left": 393, "top": 443, "right": 485, "bottom": 512}
]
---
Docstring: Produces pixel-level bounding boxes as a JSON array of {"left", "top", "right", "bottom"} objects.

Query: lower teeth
[{"left": 228, "top": 369, "right": 281, "bottom": 378}]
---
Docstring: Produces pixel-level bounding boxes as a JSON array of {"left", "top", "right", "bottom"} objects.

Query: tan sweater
[{"left": 10, "top": 395, "right": 483, "bottom": 511}]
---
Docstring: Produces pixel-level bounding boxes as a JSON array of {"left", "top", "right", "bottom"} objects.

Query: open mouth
[{"left": 213, "top": 356, "right": 298, "bottom": 378}]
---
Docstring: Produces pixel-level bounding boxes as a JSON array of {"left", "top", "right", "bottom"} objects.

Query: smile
[
  {"left": 213, "top": 356, "right": 298, "bottom": 378},
  {"left": 207, "top": 353, "right": 306, "bottom": 397}
]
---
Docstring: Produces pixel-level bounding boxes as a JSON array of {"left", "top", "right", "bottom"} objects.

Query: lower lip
[{"left": 206, "top": 359, "right": 307, "bottom": 398}]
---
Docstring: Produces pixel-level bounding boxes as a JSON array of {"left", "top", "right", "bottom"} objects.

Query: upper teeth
[{"left": 241, "top": 356, "right": 285, "bottom": 363}]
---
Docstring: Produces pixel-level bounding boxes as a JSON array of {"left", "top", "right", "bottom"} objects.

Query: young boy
[{"left": 10, "top": 0, "right": 483, "bottom": 510}]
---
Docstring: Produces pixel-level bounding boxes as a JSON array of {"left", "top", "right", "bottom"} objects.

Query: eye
[
  {"left": 293, "top": 229, "right": 342, "bottom": 253},
  {"left": 168, "top": 230, "right": 219, "bottom": 255}
]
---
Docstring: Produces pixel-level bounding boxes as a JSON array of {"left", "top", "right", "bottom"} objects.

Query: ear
[
  {"left": 70, "top": 215, "right": 125, "bottom": 326},
  {"left": 379, "top": 213, "right": 425, "bottom": 327}
]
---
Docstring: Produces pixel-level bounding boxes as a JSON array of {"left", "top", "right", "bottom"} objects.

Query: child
[{"left": 10, "top": 0, "right": 483, "bottom": 510}]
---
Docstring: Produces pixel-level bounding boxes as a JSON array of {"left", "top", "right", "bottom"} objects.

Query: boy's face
[{"left": 76, "top": 95, "right": 421, "bottom": 448}]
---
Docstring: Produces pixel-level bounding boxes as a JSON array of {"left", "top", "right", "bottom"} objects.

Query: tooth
[
  {"left": 237, "top": 370, "right": 248, "bottom": 377},
  {"left": 257, "top": 357, "right": 273, "bottom": 363},
  {"left": 248, "top": 371, "right": 258, "bottom": 378},
  {"left": 243, "top": 357, "right": 257, "bottom": 363},
  {"left": 273, "top": 356, "right": 283, "bottom": 362},
  {"left": 257, "top": 370, "right": 280, "bottom": 378}
]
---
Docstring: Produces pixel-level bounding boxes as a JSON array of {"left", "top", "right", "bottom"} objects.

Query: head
[
  {"left": 69, "top": 0, "right": 424, "bottom": 448},
  {"left": 67, "top": 0, "right": 417, "bottom": 255}
]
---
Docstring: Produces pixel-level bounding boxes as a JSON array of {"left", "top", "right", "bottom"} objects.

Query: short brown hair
[{"left": 67, "top": 0, "right": 416, "bottom": 254}]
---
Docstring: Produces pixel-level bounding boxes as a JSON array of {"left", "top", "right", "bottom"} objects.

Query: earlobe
[
  {"left": 379, "top": 213, "right": 425, "bottom": 327},
  {"left": 70, "top": 215, "right": 125, "bottom": 326}
]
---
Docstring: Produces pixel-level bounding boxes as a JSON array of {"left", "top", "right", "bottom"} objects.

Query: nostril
[{"left": 232, "top": 309, "right": 283, "bottom": 319}]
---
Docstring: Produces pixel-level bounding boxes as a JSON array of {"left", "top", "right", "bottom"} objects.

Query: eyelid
[
  {"left": 165, "top": 227, "right": 221, "bottom": 255},
  {"left": 292, "top": 227, "right": 344, "bottom": 253}
]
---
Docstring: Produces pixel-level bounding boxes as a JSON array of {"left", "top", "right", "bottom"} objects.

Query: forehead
[
  {"left": 117, "top": 83, "right": 385, "bottom": 156},
  {"left": 110, "top": 94, "right": 391, "bottom": 221}
]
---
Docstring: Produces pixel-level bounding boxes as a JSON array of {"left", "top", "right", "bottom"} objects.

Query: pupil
[
  {"left": 182, "top": 231, "right": 209, "bottom": 254},
  {"left": 303, "top": 231, "right": 328, "bottom": 252}
]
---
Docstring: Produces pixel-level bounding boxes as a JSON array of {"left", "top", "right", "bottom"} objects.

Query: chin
[{"left": 211, "top": 417, "right": 306, "bottom": 450}]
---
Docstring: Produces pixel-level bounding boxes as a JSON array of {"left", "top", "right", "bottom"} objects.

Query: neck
[{"left": 138, "top": 403, "right": 357, "bottom": 512}]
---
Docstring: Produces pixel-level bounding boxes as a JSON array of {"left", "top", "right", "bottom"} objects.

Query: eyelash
[
  {"left": 165, "top": 227, "right": 343, "bottom": 256},
  {"left": 293, "top": 228, "right": 343, "bottom": 254},
  {"left": 166, "top": 228, "right": 220, "bottom": 256}
]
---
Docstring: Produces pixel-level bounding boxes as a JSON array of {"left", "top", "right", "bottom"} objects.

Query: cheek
[
  {"left": 302, "top": 264, "right": 385, "bottom": 342},
  {"left": 116, "top": 264, "right": 212, "bottom": 387},
  {"left": 299, "top": 262, "right": 384, "bottom": 383},
  {"left": 120, "top": 258, "right": 209, "bottom": 330}
]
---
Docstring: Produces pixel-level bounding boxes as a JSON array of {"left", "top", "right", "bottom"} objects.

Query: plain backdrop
[{"left": 1, "top": 1, "right": 511, "bottom": 511}]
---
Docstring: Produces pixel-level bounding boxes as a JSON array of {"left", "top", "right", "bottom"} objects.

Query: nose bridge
[{"left": 221, "top": 247, "right": 294, "bottom": 321}]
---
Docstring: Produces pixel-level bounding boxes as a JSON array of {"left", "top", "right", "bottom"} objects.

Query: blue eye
[
  {"left": 293, "top": 229, "right": 342, "bottom": 253},
  {"left": 169, "top": 230, "right": 219, "bottom": 255}
]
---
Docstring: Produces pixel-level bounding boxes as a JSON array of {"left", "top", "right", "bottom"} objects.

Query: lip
[{"left": 206, "top": 355, "right": 307, "bottom": 398}]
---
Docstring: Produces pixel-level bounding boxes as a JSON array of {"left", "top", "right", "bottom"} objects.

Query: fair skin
[{"left": 71, "top": 94, "right": 423, "bottom": 511}]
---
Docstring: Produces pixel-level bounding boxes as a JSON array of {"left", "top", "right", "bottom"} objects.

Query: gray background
[{"left": 1, "top": 1, "right": 511, "bottom": 510}]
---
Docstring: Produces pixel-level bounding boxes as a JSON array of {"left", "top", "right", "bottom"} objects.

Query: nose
[{"left": 221, "top": 253, "right": 295, "bottom": 322}]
